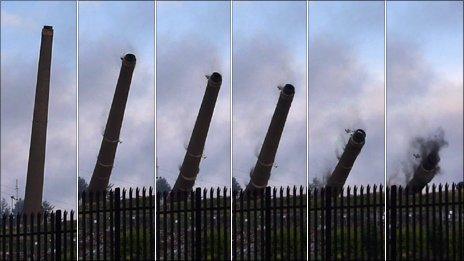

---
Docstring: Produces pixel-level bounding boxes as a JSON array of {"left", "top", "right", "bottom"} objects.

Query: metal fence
[
  {"left": 0, "top": 210, "right": 76, "bottom": 260},
  {"left": 79, "top": 187, "right": 230, "bottom": 260},
  {"left": 387, "top": 184, "right": 464, "bottom": 260},
  {"left": 309, "top": 185, "right": 385, "bottom": 260},
  {"left": 232, "top": 186, "right": 307, "bottom": 260}
]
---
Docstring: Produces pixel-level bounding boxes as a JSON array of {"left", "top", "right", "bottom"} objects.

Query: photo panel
[
  {"left": 386, "top": 2, "right": 463, "bottom": 259},
  {"left": 1, "top": 1, "right": 77, "bottom": 258},
  {"left": 78, "top": 1, "right": 154, "bottom": 259},
  {"left": 156, "top": 1, "right": 231, "bottom": 260},
  {"left": 232, "top": 1, "right": 307, "bottom": 259},
  {"left": 308, "top": 1, "right": 385, "bottom": 259}
]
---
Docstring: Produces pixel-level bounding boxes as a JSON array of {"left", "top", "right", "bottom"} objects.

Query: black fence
[
  {"left": 0, "top": 210, "right": 76, "bottom": 260},
  {"left": 387, "top": 184, "right": 464, "bottom": 260},
  {"left": 232, "top": 186, "right": 307, "bottom": 260},
  {"left": 79, "top": 187, "right": 230, "bottom": 260},
  {"left": 309, "top": 185, "right": 385, "bottom": 260}
]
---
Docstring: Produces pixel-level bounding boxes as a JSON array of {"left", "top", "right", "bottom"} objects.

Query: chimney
[
  {"left": 405, "top": 151, "right": 440, "bottom": 194},
  {"left": 23, "top": 26, "right": 54, "bottom": 214},
  {"left": 245, "top": 84, "right": 295, "bottom": 196},
  {"left": 170, "top": 72, "right": 222, "bottom": 201},
  {"left": 88, "top": 54, "right": 136, "bottom": 193}
]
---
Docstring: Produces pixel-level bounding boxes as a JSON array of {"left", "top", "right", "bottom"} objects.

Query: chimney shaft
[
  {"left": 88, "top": 54, "right": 136, "bottom": 193},
  {"left": 170, "top": 72, "right": 222, "bottom": 200},
  {"left": 245, "top": 84, "right": 295, "bottom": 196},
  {"left": 23, "top": 26, "right": 54, "bottom": 214},
  {"left": 326, "top": 129, "right": 366, "bottom": 195},
  {"left": 405, "top": 151, "right": 440, "bottom": 194}
]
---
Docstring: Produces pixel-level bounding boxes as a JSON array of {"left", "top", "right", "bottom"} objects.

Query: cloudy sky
[
  {"left": 233, "top": 1, "right": 306, "bottom": 188},
  {"left": 308, "top": 1, "right": 385, "bottom": 186},
  {"left": 1, "top": 1, "right": 76, "bottom": 210},
  {"left": 78, "top": 2, "right": 154, "bottom": 190},
  {"left": 156, "top": 2, "right": 230, "bottom": 188},
  {"left": 387, "top": 1, "right": 463, "bottom": 185}
]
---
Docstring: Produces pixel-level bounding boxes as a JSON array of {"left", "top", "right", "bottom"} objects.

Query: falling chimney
[
  {"left": 245, "top": 84, "right": 295, "bottom": 196},
  {"left": 169, "top": 72, "right": 222, "bottom": 201},
  {"left": 23, "top": 26, "right": 54, "bottom": 214},
  {"left": 405, "top": 151, "right": 440, "bottom": 194},
  {"left": 88, "top": 54, "right": 136, "bottom": 193},
  {"left": 326, "top": 129, "right": 366, "bottom": 195}
]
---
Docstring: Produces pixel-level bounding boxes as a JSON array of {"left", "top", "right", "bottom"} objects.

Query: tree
[
  {"left": 0, "top": 198, "right": 10, "bottom": 216},
  {"left": 42, "top": 201, "right": 54, "bottom": 213},
  {"left": 78, "top": 176, "right": 89, "bottom": 199},
  {"left": 308, "top": 177, "right": 324, "bottom": 190},
  {"left": 156, "top": 177, "right": 171, "bottom": 194},
  {"left": 232, "top": 177, "right": 242, "bottom": 192},
  {"left": 12, "top": 199, "right": 24, "bottom": 215}
]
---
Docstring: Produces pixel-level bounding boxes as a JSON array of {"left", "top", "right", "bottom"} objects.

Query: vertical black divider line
[
  {"left": 286, "top": 187, "right": 291, "bottom": 260},
  {"left": 292, "top": 186, "right": 297, "bottom": 261},
  {"left": 432, "top": 185, "right": 437, "bottom": 260},
  {"left": 324, "top": 187, "right": 331, "bottom": 261},
  {"left": 451, "top": 184, "right": 456, "bottom": 260},
  {"left": 121, "top": 189, "right": 126, "bottom": 260},
  {"left": 163, "top": 192, "right": 168, "bottom": 260},
  {"left": 135, "top": 189, "right": 140, "bottom": 260},
  {"left": 353, "top": 186, "right": 358, "bottom": 259},
  {"left": 169, "top": 191, "right": 174, "bottom": 261},
  {"left": 445, "top": 184, "right": 450, "bottom": 260},
  {"left": 265, "top": 187, "right": 271, "bottom": 260},
  {"left": 44, "top": 213, "right": 48, "bottom": 260},
  {"left": 142, "top": 188, "right": 147, "bottom": 260},
  {"left": 109, "top": 190, "right": 115, "bottom": 261},
  {"left": 399, "top": 186, "right": 404, "bottom": 261},
  {"left": 224, "top": 188, "right": 229, "bottom": 260},
  {"left": 459, "top": 186, "right": 463, "bottom": 260},
  {"left": 194, "top": 188, "right": 202, "bottom": 260},
  {"left": 247, "top": 190, "right": 252, "bottom": 261},
  {"left": 232, "top": 190, "right": 237, "bottom": 261},
  {"left": 373, "top": 185, "right": 378, "bottom": 260},
  {"left": 412, "top": 188, "right": 417, "bottom": 260},
  {"left": 96, "top": 192, "right": 100, "bottom": 259},
  {"left": 210, "top": 189, "right": 215, "bottom": 260},
  {"left": 438, "top": 184, "right": 444, "bottom": 260},
  {"left": 63, "top": 211, "right": 68, "bottom": 260},
  {"left": 313, "top": 187, "right": 318, "bottom": 260},
  {"left": 72, "top": 211, "right": 76, "bottom": 259},
  {"left": 203, "top": 189, "right": 207, "bottom": 260},
  {"left": 102, "top": 191, "right": 107, "bottom": 260},
  {"left": 359, "top": 186, "right": 364, "bottom": 261},
  {"left": 419, "top": 188, "right": 424, "bottom": 260},
  {"left": 300, "top": 186, "right": 305, "bottom": 260},
  {"left": 387, "top": 186, "right": 390, "bottom": 260},
  {"left": 405, "top": 187, "right": 410, "bottom": 260},
  {"left": 149, "top": 187, "right": 154, "bottom": 260},
  {"left": 390, "top": 186, "right": 397, "bottom": 261},
  {"left": 22, "top": 214, "right": 27, "bottom": 260},
  {"left": 425, "top": 186, "right": 431, "bottom": 260},
  {"left": 114, "top": 188, "right": 121, "bottom": 261},
  {"left": 55, "top": 210, "right": 62, "bottom": 261},
  {"left": 216, "top": 188, "right": 220, "bottom": 261},
  {"left": 346, "top": 186, "right": 351, "bottom": 260},
  {"left": 128, "top": 188, "right": 133, "bottom": 260},
  {"left": 88, "top": 192, "right": 93, "bottom": 261},
  {"left": 340, "top": 187, "right": 345, "bottom": 260},
  {"left": 155, "top": 191, "right": 160, "bottom": 260},
  {"left": 272, "top": 188, "right": 277, "bottom": 260}
]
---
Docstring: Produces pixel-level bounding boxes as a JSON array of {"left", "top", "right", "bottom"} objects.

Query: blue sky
[
  {"left": 1, "top": 1, "right": 76, "bottom": 210},
  {"left": 78, "top": 1, "right": 155, "bottom": 190},
  {"left": 308, "top": 1, "right": 385, "bottom": 186},
  {"left": 387, "top": 1, "right": 463, "bottom": 185}
]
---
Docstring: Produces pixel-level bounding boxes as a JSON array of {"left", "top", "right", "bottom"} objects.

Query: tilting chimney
[
  {"left": 405, "top": 151, "right": 440, "bottom": 194},
  {"left": 170, "top": 72, "right": 222, "bottom": 200},
  {"left": 245, "top": 84, "right": 295, "bottom": 196},
  {"left": 88, "top": 54, "right": 136, "bottom": 193},
  {"left": 23, "top": 26, "right": 54, "bottom": 214},
  {"left": 326, "top": 129, "right": 366, "bottom": 195}
]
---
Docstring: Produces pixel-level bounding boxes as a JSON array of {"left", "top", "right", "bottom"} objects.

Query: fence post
[
  {"left": 195, "top": 188, "right": 202, "bottom": 260},
  {"left": 325, "top": 187, "right": 332, "bottom": 260},
  {"left": 55, "top": 210, "right": 62, "bottom": 261},
  {"left": 390, "top": 186, "right": 397, "bottom": 260},
  {"left": 114, "top": 188, "right": 121, "bottom": 261},
  {"left": 265, "top": 187, "right": 271, "bottom": 260}
]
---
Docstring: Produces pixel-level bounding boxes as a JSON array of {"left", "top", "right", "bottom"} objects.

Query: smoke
[{"left": 401, "top": 128, "right": 449, "bottom": 184}]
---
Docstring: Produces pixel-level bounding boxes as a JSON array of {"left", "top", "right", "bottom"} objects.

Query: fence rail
[
  {"left": 387, "top": 184, "right": 464, "bottom": 260},
  {"left": 0, "top": 210, "right": 76, "bottom": 260}
]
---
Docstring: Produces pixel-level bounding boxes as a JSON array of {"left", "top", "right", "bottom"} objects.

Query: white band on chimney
[{"left": 257, "top": 158, "right": 273, "bottom": 167}]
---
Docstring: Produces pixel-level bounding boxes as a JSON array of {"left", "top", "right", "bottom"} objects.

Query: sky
[
  {"left": 78, "top": 2, "right": 155, "bottom": 190},
  {"left": 156, "top": 1, "right": 230, "bottom": 189},
  {"left": 233, "top": 1, "right": 307, "bottom": 188},
  {"left": 1, "top": 1, "right": 77, "bottom": 210},
  {"left": 387, "top": 1, "right": 463, "bottom": 185},
  {"left": 308, "top": 1, "right": 385, "bottom": 186}
]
